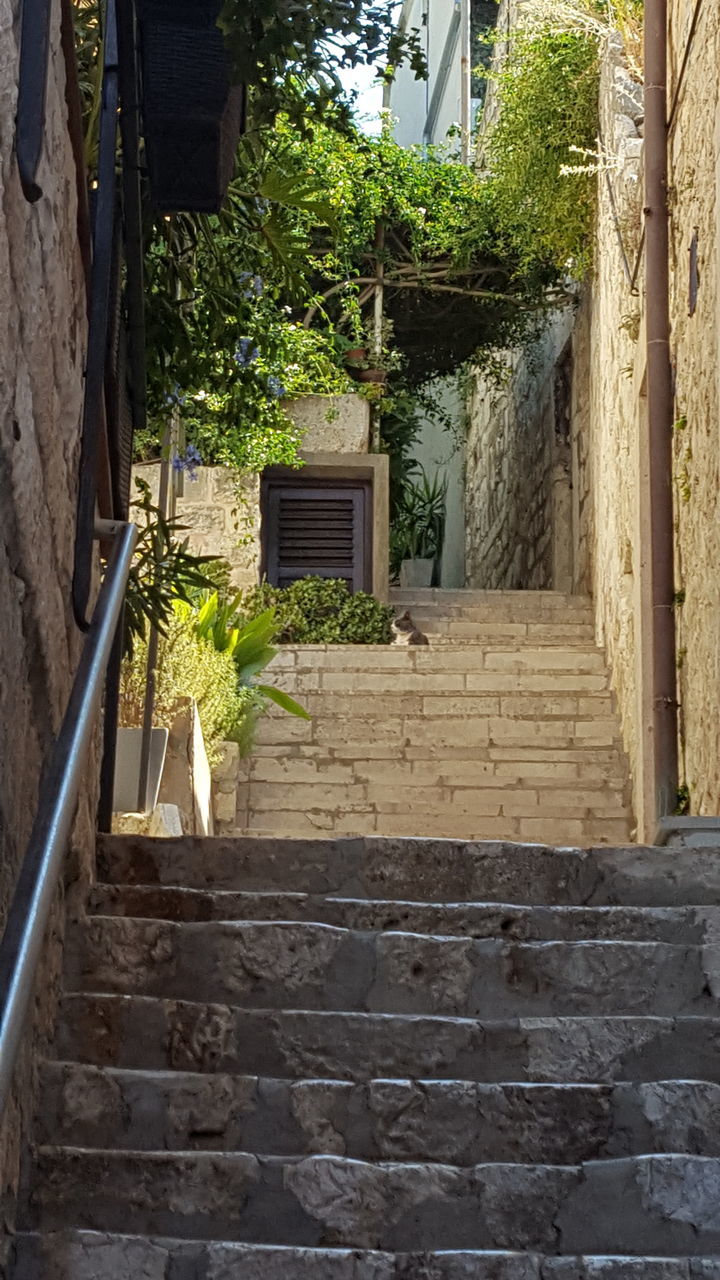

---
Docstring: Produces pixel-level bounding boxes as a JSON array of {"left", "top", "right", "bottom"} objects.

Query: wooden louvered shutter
[{"left": 265, "top": 482, "right": 369, "bottom": 591}]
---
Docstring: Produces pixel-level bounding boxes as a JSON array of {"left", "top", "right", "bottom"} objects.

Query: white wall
[
  {"left": 389, "top": 0, "right": 465, "bottom": 150},
  {"left": 411, "top": 379, "right": 465, "bottom": 588}
]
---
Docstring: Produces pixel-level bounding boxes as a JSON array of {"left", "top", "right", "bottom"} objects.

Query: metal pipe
[
  {"left": 0, "top": 522, "right": 138, "bottom": 1120},
  {"left": 643, "top": 0, "right": 678, "bottom": 826}
]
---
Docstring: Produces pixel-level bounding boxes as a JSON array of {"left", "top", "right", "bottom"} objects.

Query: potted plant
[
  {"left": 391, "top": 468, "right": 448, "bottom": 588},
  {"left": 136, "top": 0, "right": 245, "bottom": 212}
]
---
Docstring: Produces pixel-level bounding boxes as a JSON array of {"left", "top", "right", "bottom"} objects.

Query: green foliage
[
  {"left": 674, "top": 783, "right": 691, "bottom": 816},
  {"left": 119, "top": 609, "right": 260, "bottom": 764},
  {"left": 219, "top": 0, "right": 426, "bottom": 130},
  {"left": 238, "top": 577, "right": 394, "bottom": 644},
  {"left": 483, "top": 29, "right": 600, "bottom": 276},
  {"left": 122, "top": 479, "right": 217, "bottom": 659},
  {"left": 186, "top": 595, "right": 310, "bottom": 720}
]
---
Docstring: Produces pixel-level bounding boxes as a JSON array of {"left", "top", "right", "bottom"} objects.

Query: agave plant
[
  {"left": 180, "top": 594, "right": 309, "bottom": 720},
  {"left": 391, "top": 467, "right": 449, "bottom": 572}
]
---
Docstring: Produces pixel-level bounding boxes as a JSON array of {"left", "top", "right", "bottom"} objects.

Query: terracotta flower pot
[{"left": 357, "top": 368, "right": 387, "bottom": 384}]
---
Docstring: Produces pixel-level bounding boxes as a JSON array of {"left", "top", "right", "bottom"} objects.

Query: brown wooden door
[{"left": 263, "top": 479, "right": 371, "bottom": 591}]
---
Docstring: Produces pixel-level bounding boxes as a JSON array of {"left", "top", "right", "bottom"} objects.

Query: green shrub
[
  {"left": 238, "top": 577, "right": 393, "bottom": 644},
  {"left": 119, "top": 612, "right": 262, "bottom": 764},
  {"left": 485, "top": 29, "right": 600, "bottom": 276}
]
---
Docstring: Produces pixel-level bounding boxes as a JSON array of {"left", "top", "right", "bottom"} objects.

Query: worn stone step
[
  {"left": 237, "top": 817, "right": 635, "bottom": 846},
  {"left": 96, "top": 836, "right": 720, "bottom": 906},
  {"left": 271, "top": 650, "right": 603, "bottom": 676},
  {"left": 15, "top": 1233, "right": 720, "bottom": 1280},
  {"left": 88, "top": 886, "right": 717, "bottom": 944},
  {"left": 56, "top": 996, "right": 720, "bottom": 1084},
  {"left": 37, "top": 1063, "right": 720, "bottom": 1163},
  {"left": 388, "top": 588, "right": 593, "bottom": 611},
  {"left": 21, "top": 1148, "right": 720, "bottom": 1253},
  {"left": 65, "top": 918, "right": 719, "bottom": 1018}
]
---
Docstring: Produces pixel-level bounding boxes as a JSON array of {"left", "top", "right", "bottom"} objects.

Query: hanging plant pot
[
  {"left": 357, "top": 367, "right": 388, "bottom": 384},
  {"left": 137, "top": 0, "right": 245, "bottom": 213}
]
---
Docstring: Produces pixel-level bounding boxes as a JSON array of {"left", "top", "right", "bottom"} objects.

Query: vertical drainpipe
[{"left": 643, "top": 0, "right": 678, "bottom": 830}]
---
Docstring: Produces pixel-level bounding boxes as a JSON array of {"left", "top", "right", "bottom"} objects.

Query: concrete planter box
[
  {"left": 113, "top": 727, "right": 169, "bottom": 814},
  {"left": 400, "top": 558, "right": 434, "bottom": 588}
]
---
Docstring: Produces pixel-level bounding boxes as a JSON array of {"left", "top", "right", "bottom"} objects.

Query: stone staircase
[
  {"left": 232, "top": 590, "right": 633, "bottom": 845},
  {"left": 12, "top": 831, "right": 720, "bottom": 1276}
]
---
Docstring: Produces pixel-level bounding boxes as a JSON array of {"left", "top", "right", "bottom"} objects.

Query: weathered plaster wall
[
  {"left": 464, "top": 307, "right": 574, "bottom": 591},
  {"left": 665, "top": 0, "right": 720, "bottom": 813},
  {"left": 0, "top": 0, "right": 91, "bottom": 1245}
]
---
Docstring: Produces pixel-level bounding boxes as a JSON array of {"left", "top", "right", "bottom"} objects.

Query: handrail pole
[{"left": 0, "top": 522, "right": 137, "bottom": 1119}]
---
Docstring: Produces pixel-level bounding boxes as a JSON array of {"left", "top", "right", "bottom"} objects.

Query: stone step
[
  {"left": 240, "top": 757, "right": 630, "bottom": 790},
  {"left": 56, "top": 996, "right": 720, "bottom": 1083},
  {"left": 65, "top": 918, "right": 720, "bottom": 1018},
  {"left": 96, "top": 837, "right": 720, "bottom": 907},
  {"left": 271, "top": 648, "right": 606, "bottom": 677},
  {"left": 269, "top": 650, "right": 610, "bottom": 685},
  {"left": 237, "top": 817, "right": 634, "bottom": 845},
  {"left": 88, "top": 886, "right": 717, "bottom": 944},
  {"left": 37, "top": 1062, "right": 720, "bottom": 1163},
  {"left": 21, "top": 1148, "right": 720, "bottom": 1253},
  {"left": 14, "top": 1233, "right": 720, "bottom": 1280},
  {"left": 389, "top": 588, "right": 593, "bottom": 611}
]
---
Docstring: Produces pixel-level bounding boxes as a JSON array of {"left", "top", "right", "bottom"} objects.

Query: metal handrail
[{"left": 0, "top": 520, "right": 137, "bottom": 1119}]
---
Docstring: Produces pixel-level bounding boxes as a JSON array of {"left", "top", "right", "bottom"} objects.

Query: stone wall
[
  {"left": 580, "top": 7, "right": 720, "bottom": 824},
  {"left": 135, "top": 393, "right": 378, "bottom": 592},
  {"left": 135, "top": 463, "right": 262, "bottom": 591},
  {"left": 665, "top": 0, "right": 720, "bottom": 813},
  {"left": 464, "top": 307, "right": 574, "bottom": 591},
  {"left": 582, "top": 36, "right": 645, "bottom": 819},
  {"left": 0, "top": 0, "right": 91, "bottom": 1247}
]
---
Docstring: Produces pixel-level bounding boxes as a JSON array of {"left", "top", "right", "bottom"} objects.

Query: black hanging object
[
  {"left": 16, "top": 0, "right": 53, "bottom": 202},
  {"left": 135, "top": 0, "right": 244, "bottom": 213}
]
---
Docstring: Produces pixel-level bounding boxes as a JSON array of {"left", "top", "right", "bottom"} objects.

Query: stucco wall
[{"left": 0, "top": 0, "right": 91, "bottom": 1245}]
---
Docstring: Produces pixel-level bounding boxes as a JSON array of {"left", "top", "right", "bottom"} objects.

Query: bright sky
[{"left": 340, "top": 62, "right": 386, "bottom": 134}]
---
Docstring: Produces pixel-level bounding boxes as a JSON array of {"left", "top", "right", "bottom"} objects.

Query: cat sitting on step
[{"left": 391, "top": 610, "right": 429, "bottom": 646}]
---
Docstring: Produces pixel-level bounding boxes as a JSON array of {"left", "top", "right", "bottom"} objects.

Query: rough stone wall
[
  {"left": 584, "top": 7, "right": 720, "bottom": 820},
  {"left": 464, "top": 307, "right": 574, "bottom": 591},
  {"left": 0, "top": 0, "right": 91, "bottom": 1248},
  {"left": 583, "top": 37, "right": 645, "bottom": 812},
  {"left": 665, "top": 0, "right": 720, "bottom": 812},
  {"left": 134, "top": 464, "right": 262, "bottom": 591}
]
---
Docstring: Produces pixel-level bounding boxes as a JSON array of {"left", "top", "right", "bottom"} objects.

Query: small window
[{"left": 262, "top": 477, "right": 372, "bottom": 591}]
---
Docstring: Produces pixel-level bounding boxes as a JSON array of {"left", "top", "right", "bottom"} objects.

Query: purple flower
[
  {"left": 172, "top": 444, "right": 202, "bottom": 482},
  {"left": 238, "top": 272, "right": 264, "bottom": 299},
  {"left": 234, "top": 337, "right": 260, "bottom": 367},
  {"left": 164, "top": 383, "right": 186, "bottom": 407},
  {"left": 267, "top": 375, "right": 286, "bottom": 399}
]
